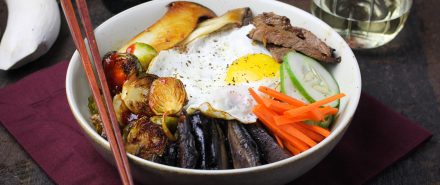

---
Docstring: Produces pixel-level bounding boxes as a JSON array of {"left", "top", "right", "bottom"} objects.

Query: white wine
[{"left": 311, "top": 0, "right": 411, "bottom": 49}]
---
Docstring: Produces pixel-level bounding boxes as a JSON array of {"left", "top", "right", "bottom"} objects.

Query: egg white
[{"left": 147, "top": 25, "right": 278, "bottom": 123}]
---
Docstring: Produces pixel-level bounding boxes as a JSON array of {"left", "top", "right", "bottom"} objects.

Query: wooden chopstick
[
  {"left": 60, "top": 0, "right": 134, "bottom": 184},
  {"left": 74, "top": 1, "right": 135, "bottom": 184}
]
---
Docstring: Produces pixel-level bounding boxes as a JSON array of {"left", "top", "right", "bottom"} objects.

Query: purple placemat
[{"left": 0, "top": 61, "right": 432, "bottom": 185}]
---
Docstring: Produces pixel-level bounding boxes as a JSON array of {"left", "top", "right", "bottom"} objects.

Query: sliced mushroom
[
  {"left": 118, "top": 1, "right": 216, "bottom": 52},
  {"left": 178, "top": 7, "right": 252, "bottom": 47}
]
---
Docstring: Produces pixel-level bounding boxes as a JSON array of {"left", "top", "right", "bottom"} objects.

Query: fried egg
[{"left": 147, "top": 25, "right": 279, "bottom": 123}]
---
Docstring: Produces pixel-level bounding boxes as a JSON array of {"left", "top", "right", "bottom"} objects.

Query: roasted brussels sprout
[
  {"left": 121, "top": 74, "right": 158, "bottom": 116},
  {"left": 90, "top": 114, "right": 107, "bottom": 139},
  {"left": 148, "top": 77, "right": 187, "bottom": 116},
  {"left": 123, "top": 117, "right": 168, "bottom": 161},
  {"left": 150, "top": 116, "right": 179, "bottom": 128},
  {"left": 126, "top": 42, "right": 158, "bottom": 71},
  {"left": 150, "top": 115, "right": 179, "bottom": 141},
  {"left": 113, "top": 93, "right": 130, "bottom": 128},
  {"left": 102, "top": 51, "right": 142, "bottom": 95},
  {"left": 88, "top": 95, "right": 98, "bottom": 115}
]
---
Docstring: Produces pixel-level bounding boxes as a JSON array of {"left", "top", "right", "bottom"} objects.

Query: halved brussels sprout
[
  {"left": 148, "top": 77, "right": 188, "bottom": 116},
  {"left": 150, "top": 115, "right": 179, "bottom": 141},
  {"left": 126, "top": 42, "right": 158, "bottom": 71},
  {"left": 90, "top": 114, "right": 107, "bottom": 139},
  {"left": 88, "top": 95, "right": 98, "bottom": 115},
  {"left": 102, "top": 51, "right": 142, "bottom": 95},
  {"left": 123, "top": 117, "right": 168, "bottom": 161},
  {"left": 113, "top": 93, "right": 131, "bottom": 128},
  {"left": 121, "top": 74, "right": 158, "bottom": 116}
]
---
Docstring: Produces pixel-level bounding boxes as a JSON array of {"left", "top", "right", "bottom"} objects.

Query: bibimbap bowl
[{"left": 66, "top": 0, "right": 362, "bottom": 184}]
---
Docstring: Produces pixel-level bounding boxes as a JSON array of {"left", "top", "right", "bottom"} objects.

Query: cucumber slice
[
  {"left": 280, "top": 60, "right": 310, "bottom": 104},
  {"left": 305, "top": 115, "right": 334, "bottom": 128},
  {"left": 283, "top": 52, "right": 340, "bottom": 108}
]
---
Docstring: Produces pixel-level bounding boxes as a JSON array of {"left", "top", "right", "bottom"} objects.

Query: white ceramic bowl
[{"left": 66, "top": 0, "right": 362, "bottom": 184}]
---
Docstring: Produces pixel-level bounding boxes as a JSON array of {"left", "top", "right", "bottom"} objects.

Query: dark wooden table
[{"left": 0, "top": 0, "right": 439, "bottom": 184}]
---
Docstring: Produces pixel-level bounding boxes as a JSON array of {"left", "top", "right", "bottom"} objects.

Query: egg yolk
[{"left": 225, "top": 54, "right": 280, "bottom": 85}]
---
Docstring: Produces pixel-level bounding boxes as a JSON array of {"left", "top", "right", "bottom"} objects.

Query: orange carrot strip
[
  {"left": 255, "top": 104, "right": 279, "bottom": 117},
  {"left": 292, "top": 123, "right": 325, "bottom": 142},
  {"left": 274, "top": 135, "right": 284, "bottom": 149},
  {"left": 280, "top": 124, "right": 317, "bottom": 147},
  {"left": 262, "top": 98, "right": 297, "bottom": 114},
  {"left": 258, "top": 86, "right": 306, "bottom": 106},
  {"left": 308, "top": 109, "right": 324, "bottom": 121},
  {"left": 253, "top": 106, "right": 310, "bottom": 151},
  {"left": 285, "top": 93, "right": 345, "bottom": 117},
  {"left": 284, "top": 142, "right": 300, "bottom": 155},
  {"left": 301, "top": 123, "right": 331, "bottom": 137},
  {"left": 248, "top": 88, "right": 267, "bottom": 106},
  {"left": 274, "top": 115, "right": 309, "bottom": 126},
  {"left": 319, "top": 106, "right": 339, "bottom": 115}
]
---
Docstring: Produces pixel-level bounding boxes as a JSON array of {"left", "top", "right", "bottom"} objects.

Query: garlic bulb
[{"left": 0, "top": 0, "right": 61, "bottom": 70}]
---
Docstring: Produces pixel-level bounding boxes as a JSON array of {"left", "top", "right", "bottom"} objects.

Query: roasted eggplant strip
[
  {"left": 213, "top": 120, "right": 229, "bottom": 169},
  {"left": 177, "top": 115, "right": 198, "bottom": 168},
  {"left": 216, "top": 120, "right": 234, "bottom": 168},
  {"left": 227, "top": 120, "right": 262, "bottom": 168},
  {"left": 160, "top": 142, "right": 179, "bottom": 167},
  {"left": 206, "top": 119, "right": 229, "bottom": 169},
  {"left": 189, "top": 113, "right": 210, "bottom": 169},
  {"left": 245, "top": 123, "right": 291, "bottom": 163}
]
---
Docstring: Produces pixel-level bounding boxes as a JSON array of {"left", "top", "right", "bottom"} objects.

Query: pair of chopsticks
[{"left": 60, "top": 0, "right": 134, "bottom": 184}]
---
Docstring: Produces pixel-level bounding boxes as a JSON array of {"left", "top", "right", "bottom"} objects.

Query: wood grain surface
[{"left": 0, "top": 0, "right": 439, "bottom": 184}]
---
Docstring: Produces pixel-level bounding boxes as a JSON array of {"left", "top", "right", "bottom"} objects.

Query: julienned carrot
[
  {"left": 253, "top": 106, "right": 310, "bottom": 151},
  {"left": 249, "top": 86, "right": 337, "bottom": 155},
  {"left": 284, "top": 142, "right": 300, "bottom": 155},
  {"left": 279, "top": 107, "right": 332, "bottom": 123},
  {"left": 308, "top": 109, "right": 324, "bottom": 121},
  {"left": 257, "top": 86, "right": 325, "bottom": 120},
  {"left": 292, "top": 123, "right": 325, "bottom": 142},
  {"left": 285, "top": 93, "right": 345, "bottom": 117},
  {"left": 308, "top": 106, "right": 338, "bottom": 121},
  {"left": 301, "top": 123, "right": 331, "bottom": 137},
  {"left": 254, "top": 108, "right": 309, "bottom": 151},
  {"left": 274, "top": 135, "right": 284, "bottom": 149},
  {"left": 262, "top": 98, "right": 297, "bottom": 113},
  {"left": 248, "top": 88, "right": 266, "bottom": 106},
  {"left": 319, "top": 106, "right": 339, "bottom": 115},
  {"left": 274, "top": 115, "right": 309, "bottom": 125},
  {"left": 258, "top": 86, "right": 306, "bottom": 106},
  {"left": 280, "top": 124, "right": 317, "bottom": 147}
]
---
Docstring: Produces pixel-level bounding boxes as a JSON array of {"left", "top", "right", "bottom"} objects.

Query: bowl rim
[{"left": 66, "top": 0, "right": 362, "bottom": 175}]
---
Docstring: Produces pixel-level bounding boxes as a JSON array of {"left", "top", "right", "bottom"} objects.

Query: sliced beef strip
[
  {"left": 249, "top": 13, "right": 340, "bottom": 63},
  {"left": 266, "top": 44, "right": 292, "bottom": 62},
  {"left": 252, "top": 12, "right": 295, "bottom": 32}
]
